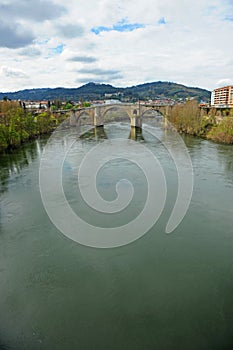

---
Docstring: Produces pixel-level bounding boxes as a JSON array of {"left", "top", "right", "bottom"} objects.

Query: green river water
[{"left": 0, "top": 121, "right": 233, "bottom": 350}]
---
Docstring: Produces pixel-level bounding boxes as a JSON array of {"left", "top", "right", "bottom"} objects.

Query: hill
[
  {"left": 126, "top": 82, "right": 210, "bottom": 101},
  {"left": 0, "top": 81, "right": 211, "bottom": 102}
]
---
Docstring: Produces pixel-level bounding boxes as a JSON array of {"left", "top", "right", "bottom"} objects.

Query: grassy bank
[
  {"left": 0, "top": 101, "right": 67, "bottom": 153},
  {"left": 167, "top": 100, "right": 233, "bottom": 144}
]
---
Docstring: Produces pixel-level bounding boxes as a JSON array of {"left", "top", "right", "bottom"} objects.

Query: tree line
[{"left": 0, "top": 101, "right": 67, "bottom": 153}]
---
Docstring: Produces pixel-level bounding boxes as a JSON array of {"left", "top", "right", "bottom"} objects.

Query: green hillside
[
  {"left": 0, "top": 81, "right": 211, "bottom": 102},
  {"left": 126, "top": 81, "right": 210, "bottom": 101}
]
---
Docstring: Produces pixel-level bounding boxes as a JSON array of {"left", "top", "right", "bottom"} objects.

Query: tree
[
  {"left": 62, "top": 101, "right": 74, "bottom": 110},
  {"left": 83, "top": 101, "right": 91, "bottom": 108}
]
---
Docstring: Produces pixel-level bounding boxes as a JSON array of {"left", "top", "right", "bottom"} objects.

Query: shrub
[{"left": 207, "top": 117, "right": 233, "bottom": 144}]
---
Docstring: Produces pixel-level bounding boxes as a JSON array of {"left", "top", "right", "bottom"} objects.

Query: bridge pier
[
  {"left": 129, "top": 126, "right": 144, "bottom": 141},
  {"left": 94, "top": 126, "right": 107, "bottom": 139},
  {"left": 70, "top": 110, "right": 77, "bottom": 126},
  {"left": 94, "top": 106, "right": 104, "bottom": 127},
  {"left": 130, "top": 116, "right": 142, "bottom": 128}
]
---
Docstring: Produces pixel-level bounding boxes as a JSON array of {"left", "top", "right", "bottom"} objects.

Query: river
[{"left": 0, "top": 121, "right": 233, "bottom": 350}]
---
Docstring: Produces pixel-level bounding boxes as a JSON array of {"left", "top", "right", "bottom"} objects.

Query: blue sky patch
[
  {"left": 158, "top": 17, "right": 166, "bottom": 25},
  {"left": 224, "top": 15, "right": 233, "bottom": 21},
  {"left": 91, "top": 19, "right": 145, "bottom": 35},
  {"left": 50, "top": 44, "right": 64, "bottom": 54}
]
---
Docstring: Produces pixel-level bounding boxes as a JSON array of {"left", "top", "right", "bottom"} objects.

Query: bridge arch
[
  {"left": 75, "top": 110, "right": 94, "bottom": 125},
  {"left": 141, "top": 108, "right": 165, "bottom": 118},
  {"left": 78, "top": 110, "right": 92, "bottom": 118},
  {"left": 102, "top": 105, "right": 132, "bottom": 121}
]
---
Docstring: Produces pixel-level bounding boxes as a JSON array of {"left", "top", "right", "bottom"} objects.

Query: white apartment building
[{"left": 211, "top": 86, "right": 233, "bottom": 108}]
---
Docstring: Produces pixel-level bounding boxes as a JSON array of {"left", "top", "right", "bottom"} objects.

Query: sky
[{"left": 0, "top": 0, "right": 232, "bottom": 92}]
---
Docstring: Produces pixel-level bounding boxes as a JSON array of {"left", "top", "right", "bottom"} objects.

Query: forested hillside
[{"left": 0, "top": 81, "right": 211, "bottom": 102}]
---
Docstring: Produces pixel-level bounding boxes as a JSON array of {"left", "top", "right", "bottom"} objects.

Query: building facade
[{"left": 211, "top": 86, "right": 233, "bottom": 107}]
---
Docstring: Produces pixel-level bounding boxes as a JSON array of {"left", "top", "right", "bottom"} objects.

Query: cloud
[
  {"left": 56, "top": 24, "right": 85, "bottom": 38},
  {"left": 0, "top": 22, "right": 34, "bottom": 48},
  {"left": 19, "top": 47, "right": 42, "bottom": 57},
  {"left": 77, "top": 76, "right": 122, "bottom": 84},
  {"left": 1, "top": 66, "right": 28, "bottom": 78},
  {"left": 0, "top": 0, "right": 65, "bottom": 22},
  {"left": 67, "top": 56, "right": 98, "bottom": 63},
  {"left": 91, "top": 18, "right": 145, "bottom": 35},
  {"left": 35, "top": 39, "right": 50, "bottom": 45},
  {"left": 204, "top": 6, "right": 217, "bottom": 16},
  {"left": 216, "top": 78, "right": 233, "bottom": 87},
  {"left": 78, "top": 68, "right": 122, "bottom": 76},
  {"left": 76, "top": 67, "right": 123, "bottom": 85},
  {"left": 0, "top": 0, "right": 65, "bottom": 51},
  {"left": 0, "top": 0, "right": 232, "bottom": 92}
]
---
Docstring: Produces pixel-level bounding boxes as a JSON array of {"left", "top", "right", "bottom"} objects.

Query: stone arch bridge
[{"left": 69, "top": 103, "right": 172, "bottom": 128}]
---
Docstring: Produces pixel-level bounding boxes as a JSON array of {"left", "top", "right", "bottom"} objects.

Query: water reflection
[
  {"left": 181, "top": 134, "right": 233, "bottom": 186},
  {"left": 215, "top": 143, "right": 233, "bottom": 181},
  {"left": 1, "top": 123, "right": 232, "bottom": 195},
  {"left": 0, "top": 138, "right": 45, "bottom": 194},
  {"left": 128, "top": 127, "right": 144, "bottom": 141},
  {"left": 0, "top": 340, "right": 9, "bottom": 350},
  {"left": 79, "top": 125, "right": 145, "bottom": 142},
  {"left": 80, "top": 126, "right": 108, "bottom": 140}
]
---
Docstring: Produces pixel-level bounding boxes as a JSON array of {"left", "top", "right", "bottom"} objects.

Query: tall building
[{"left": 211, "top": 85, "right": 233, "bottom": 107}]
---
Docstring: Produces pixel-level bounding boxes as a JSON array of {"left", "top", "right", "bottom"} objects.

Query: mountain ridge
[{"left": 0, "top": 81, "right": 211, "bottom": 102}]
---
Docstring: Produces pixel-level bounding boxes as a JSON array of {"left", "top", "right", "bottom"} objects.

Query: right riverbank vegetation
[
  {"left": 0, "top": 100, "right": 233, "bottom": 153},
  {"left": 167, "top": 100, "right": 233, "bottom": 144}
]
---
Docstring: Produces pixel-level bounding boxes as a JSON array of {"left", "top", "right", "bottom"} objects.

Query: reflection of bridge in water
[
  {"left": 69, "top": 103, "right": 172, "bottom": 129},
  {"left": 80, "top": 125, "right": 145, "bottom": 141}
]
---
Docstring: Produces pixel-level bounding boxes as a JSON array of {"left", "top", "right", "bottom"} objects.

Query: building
[
  {"left": 211, "top": 85, "right": 233, "bottom": 108},
  {"left": 104, "top": 99, "right": 122, "bottom": 105}
]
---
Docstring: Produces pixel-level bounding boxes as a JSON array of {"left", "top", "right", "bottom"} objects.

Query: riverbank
[
  {"left": 1, "top": 100, "right": 233, "bottom": 154},
  {"left": 0, "top": 101, "right": 67, "bottom": 153},
  {"left": 167, "top": 100, "right": 233, "bottom": 144}
]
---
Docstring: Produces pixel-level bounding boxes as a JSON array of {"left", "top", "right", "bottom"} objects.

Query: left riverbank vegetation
[
  {"left": 167, "top": 100, "right": 233, "bottom": 144},
  {"left": 0, "top": 101, "right": 67, "bottom": 153}
]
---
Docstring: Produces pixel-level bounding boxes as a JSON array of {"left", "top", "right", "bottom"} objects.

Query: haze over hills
[{"left": 0, "top": 81, "right": 211, "bottom": 102}]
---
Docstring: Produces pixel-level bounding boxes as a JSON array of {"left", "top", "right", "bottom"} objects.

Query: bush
[
  {"left": 207, "top": 117, "right": 233, "bottom": 144},
  {"left": 169, "top": 100, "right": 206, "bottom": 136}
]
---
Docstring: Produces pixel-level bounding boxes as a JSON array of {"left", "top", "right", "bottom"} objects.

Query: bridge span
[{"left": 69, "top": 103, "right": 173, "bottom": 128}]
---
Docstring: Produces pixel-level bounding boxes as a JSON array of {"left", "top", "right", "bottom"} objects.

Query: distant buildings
[
  {"left": 211, "top": 86, "right": 233, "bottom": 108},
  {"left": 23, "top": 101, "right": 48, "bottom": 109},
  {"left": 104, "top": 99, "right": 122, "bottom": 104}
]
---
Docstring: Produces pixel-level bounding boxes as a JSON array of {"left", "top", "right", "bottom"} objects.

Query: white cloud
[
  {"left": 1, "top": 66, "right": 27, "bottom": 78},
  {"left": 0, "top": 0, "right": 232, "bottom": 92},
  {"left": 216, "top": 78, "right": 233, "bottom": 87},
  {"left": 55, "top": 24, "right": 85, "bottom": 38},
  {"left": 19, "top": 47, "right": 42, "bottom": 57},
  {"left": 0, "top": 65, "right": 31, "bottom": 91}
]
